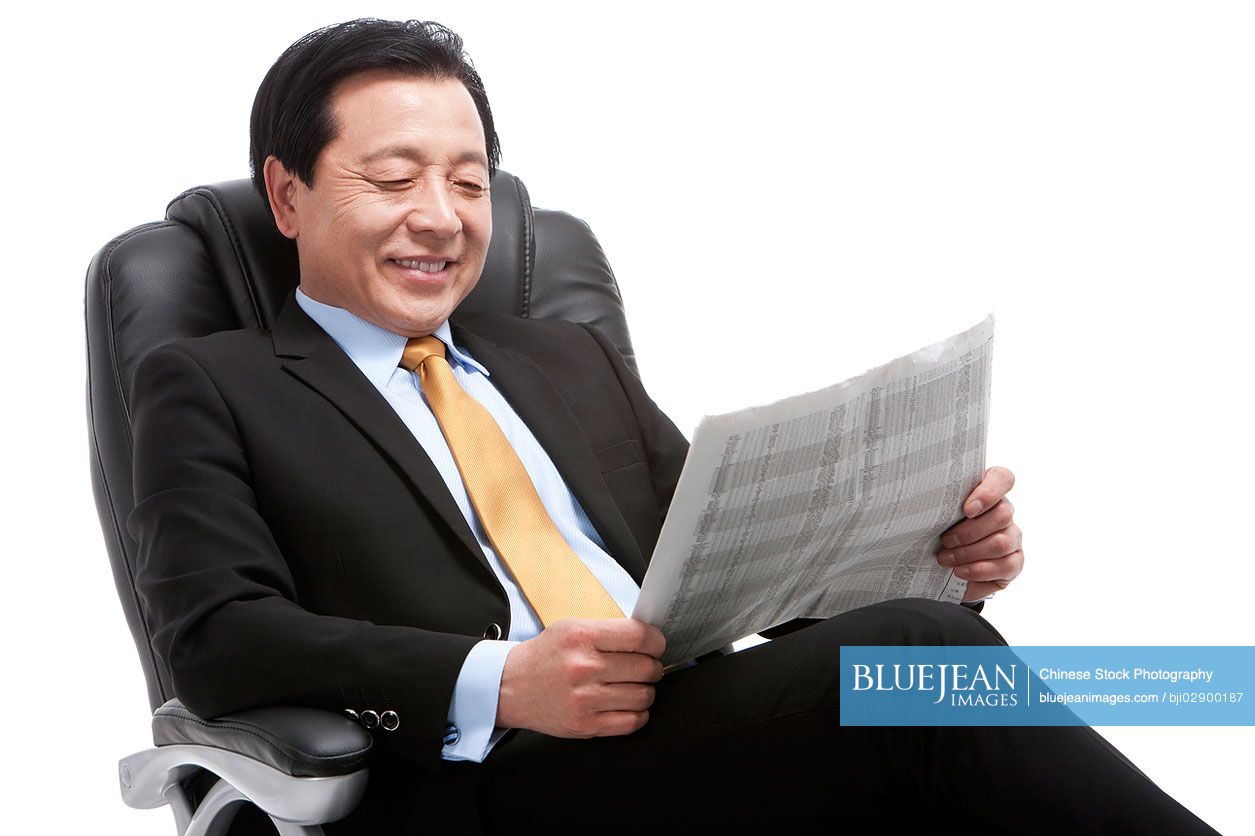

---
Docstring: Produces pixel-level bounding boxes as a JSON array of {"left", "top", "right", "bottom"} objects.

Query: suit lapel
[
  {"left": 270, "top": 297, "right": 491, "bottom": 575},
  {"left": 452, "top": 321, "right": 648, "bottom": 583}
]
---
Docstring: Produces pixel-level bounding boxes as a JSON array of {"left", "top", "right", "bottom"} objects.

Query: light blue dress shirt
[{"left": 296, "top": 289, "right": 642, "bottom": 762}]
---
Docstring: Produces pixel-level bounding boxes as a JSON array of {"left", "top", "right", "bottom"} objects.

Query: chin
[
  {"left": 394, "top": 313, "right": 450, "bottom": 337},
  {"left": 378, "top": 298, "right": 454, "bottom": 336}
]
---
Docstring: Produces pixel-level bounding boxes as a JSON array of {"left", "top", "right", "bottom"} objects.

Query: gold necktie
[{"left": 401, "top": 336, "right": 624, "bottom": 626}]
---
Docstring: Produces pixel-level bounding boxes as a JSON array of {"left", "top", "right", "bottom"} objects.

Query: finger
[
  {"left": 963, "top": 581, "right": 1010, "bottom": 602},
  {"left": 938, "top": 524, "right": 1021, "bottom": 568},
  {"left": 601, "top": 652, "right": 665, "bottom": 684},
  {"left": 593, "top": 710, "right": 650, "bottom": 737},
  {"left": 597, "top": 682, "right": 657, "bottom": 712},
  {"left": 963, "top": 466, "right": 1016, "bottom": 518},
  {"left": 953, "top": 550, "right": 1025, "bottom": 584},
  {"left": 940, "top": 499, "right": 1014, "bottom": 549},
  {"left": 559, "top": 618, "right": 666, "bottom": 657},
  {"left": 599, "top": 619, "right": 666, "bottom": 658}
]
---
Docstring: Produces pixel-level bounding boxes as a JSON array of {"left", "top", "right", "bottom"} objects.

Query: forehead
[{"left": 325, "top": 70, "right": 487, "bottom": 167}]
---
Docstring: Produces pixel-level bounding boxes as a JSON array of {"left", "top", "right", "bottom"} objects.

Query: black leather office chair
[{"left": 86, "top": 171, "right": 641, "bottom": 835}]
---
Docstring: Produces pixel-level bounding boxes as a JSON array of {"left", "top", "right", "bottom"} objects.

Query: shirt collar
[{"left": 295, "top": 287, "right": 490, "bottom": 390}]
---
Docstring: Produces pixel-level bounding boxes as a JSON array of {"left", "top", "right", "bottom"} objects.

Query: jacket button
[
  {"left": 483, "top": 623, "right": 503, "bottom": 640},
  {"left": 360, "top": 710, "right": 380, "bottom": 729},
  {"left": 380, "top": 710, "right": 400, "bottom": 731}
]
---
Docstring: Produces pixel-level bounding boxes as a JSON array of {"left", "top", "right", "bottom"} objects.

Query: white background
[{"left": 2, "top": 1, "right": 1251, "bottom": 833}]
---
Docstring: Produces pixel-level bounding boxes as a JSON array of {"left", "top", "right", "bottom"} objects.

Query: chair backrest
[{"left": 86, "top": 171, "right": 637, "bottom": 711}]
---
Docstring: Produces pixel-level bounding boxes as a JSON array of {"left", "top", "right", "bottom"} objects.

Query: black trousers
[
  {"left": 474, "top": 598, "right": 1219, "bottom": 835},
  {"left": 314, "top": 598, "right": 1219, "bottom": 835}
]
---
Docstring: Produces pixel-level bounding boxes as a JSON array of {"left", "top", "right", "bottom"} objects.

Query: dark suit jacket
[{"left": 127, "top": 294, "right": 690, "bottom": 771}]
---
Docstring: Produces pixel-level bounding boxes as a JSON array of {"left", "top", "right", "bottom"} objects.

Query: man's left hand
[{"left": 936, "top": 466, "right": 1024, "bottom": 602}]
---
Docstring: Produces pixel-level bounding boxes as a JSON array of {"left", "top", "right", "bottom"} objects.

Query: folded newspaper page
[{"left": 633, "top": 317, "right": 993, "bottom": 664}]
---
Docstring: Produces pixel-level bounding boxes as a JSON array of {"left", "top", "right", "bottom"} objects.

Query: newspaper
[{"left": 632, "top": 317, "right": 993, "bottom": 664}]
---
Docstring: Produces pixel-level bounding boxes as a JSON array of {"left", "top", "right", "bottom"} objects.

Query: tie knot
[{"left": 400, "top": 335, "right": 446, "bottom": 372}]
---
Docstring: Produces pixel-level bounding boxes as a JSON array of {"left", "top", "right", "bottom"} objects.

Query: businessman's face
[{"left": 268, "top": 70, "right": 492, "bottom": 336}]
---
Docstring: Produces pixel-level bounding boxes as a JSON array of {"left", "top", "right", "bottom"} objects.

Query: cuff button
[
  {"left": 380, "top": 710, "right": 400, "bottom": 731},
  {"left": 360, "top": 709, "right": 380, "bottom": 729}
]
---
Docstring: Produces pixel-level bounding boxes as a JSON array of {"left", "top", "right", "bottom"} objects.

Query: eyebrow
[{"left": 359, "top": 145, "right": 488, "bottom": 169}]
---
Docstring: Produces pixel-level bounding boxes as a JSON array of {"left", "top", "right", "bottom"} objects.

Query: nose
[{"left": 404, "top": 178, "right": 462, "bottom": 239}]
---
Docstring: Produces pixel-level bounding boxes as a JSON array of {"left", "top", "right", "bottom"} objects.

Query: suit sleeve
[{"left": 127, "top": 344, "right": 480, "bottom": 769}]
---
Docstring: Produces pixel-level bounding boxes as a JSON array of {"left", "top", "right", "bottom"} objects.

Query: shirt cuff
[
  {"left": 441, "top": 639, "right": 518, "bottom": 763},
  {"left": 961, "top": 596, "right": 993, "bottom": 613}
]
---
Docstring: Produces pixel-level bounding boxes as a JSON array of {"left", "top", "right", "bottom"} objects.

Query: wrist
[{"left": 495, "top": 640, "right": 528, "bottom": 728}]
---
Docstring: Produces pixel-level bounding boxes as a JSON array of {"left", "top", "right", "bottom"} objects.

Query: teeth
[{"left": 396, "top": 259, "right": 447, "bottom": 272}]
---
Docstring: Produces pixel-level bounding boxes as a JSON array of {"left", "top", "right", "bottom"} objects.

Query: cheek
[
  {"left": 466, "top": 211, "right": 493, "bottom": 256},
  {"left": 330, "top": 198, "right": 402, "bottom": 245}
]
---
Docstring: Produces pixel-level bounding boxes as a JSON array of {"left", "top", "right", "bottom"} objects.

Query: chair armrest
[
  {"left": 151, "top": 699, "right": 371, "bottom": 778},
  {"left": 120, "top": 700, "right": 371, "bottom": 828}
]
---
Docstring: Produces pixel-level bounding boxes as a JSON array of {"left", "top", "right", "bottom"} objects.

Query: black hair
[{"left": 249, "top": 18, "right": 501, "bottom": 207}]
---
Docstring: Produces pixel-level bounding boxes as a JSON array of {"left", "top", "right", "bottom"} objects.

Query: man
[{"left": 128, "top": 18, "right": 1216, "bottom": 835}]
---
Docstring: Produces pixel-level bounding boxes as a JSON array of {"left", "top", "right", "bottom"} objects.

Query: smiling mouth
[{"left": 391, "top": 258, "right": 449, "bottom": 273}]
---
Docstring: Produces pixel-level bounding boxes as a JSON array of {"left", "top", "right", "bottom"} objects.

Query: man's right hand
[{"left": 496, "top": 618, "right": 665, "bottom": 738}]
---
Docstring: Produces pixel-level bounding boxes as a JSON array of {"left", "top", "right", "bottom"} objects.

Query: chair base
[{"left": 120, "top": 744, "right": 369, "bottom": 836}]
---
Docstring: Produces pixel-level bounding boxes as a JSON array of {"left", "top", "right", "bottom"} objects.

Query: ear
[{"left": 263, "top": 155, "right": 301, "bottom": 240}]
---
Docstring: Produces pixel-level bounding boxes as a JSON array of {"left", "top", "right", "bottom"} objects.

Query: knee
[
  {"left": 887, "top": 598, "right": 1007, "bottom": 646},
  {"left": 831, "top": 598, "right": 1007, "bottom": 648}
]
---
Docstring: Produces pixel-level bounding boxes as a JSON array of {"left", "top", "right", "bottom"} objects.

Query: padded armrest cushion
[{"left": 152, "top": 700, "right": 371, "bottom": 778}]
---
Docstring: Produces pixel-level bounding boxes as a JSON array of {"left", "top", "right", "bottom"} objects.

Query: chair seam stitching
[
  {"left": 516, "top": 176, "right": 533, "bottom": 318},
  {"left": 184, "top": 188, "right": 264, "bottom": 326}
]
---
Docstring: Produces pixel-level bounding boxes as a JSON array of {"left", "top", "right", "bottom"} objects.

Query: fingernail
[
  {"left": 938, "top": 552, "right": 956, "bottom": 567},
  {"left": 964, "top": 499, "right": 984, "bottom": 518},
  {"left": 941, "top": 533, "right": 961, "bottom": 549}
]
